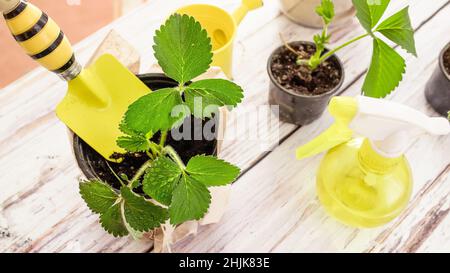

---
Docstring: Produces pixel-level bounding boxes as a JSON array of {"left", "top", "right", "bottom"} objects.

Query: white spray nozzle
[
  {"left": 350, "top": 96, "right": 450, "bottom": 157},
  {"left": 296, "top": 96, "right": 450, "bottom": 160}
]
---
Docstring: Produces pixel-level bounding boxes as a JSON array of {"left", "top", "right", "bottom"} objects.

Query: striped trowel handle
[{"left": 1, "top": 0, "right": 81, "bottom": 81}]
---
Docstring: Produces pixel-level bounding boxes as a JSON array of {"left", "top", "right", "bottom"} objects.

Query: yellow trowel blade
[{"left": 56, "top": 54, "right": 151, "bottom": 162}]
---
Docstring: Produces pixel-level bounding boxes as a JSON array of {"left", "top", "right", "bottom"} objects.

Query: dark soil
[
  {"left": 443, "top": 47, "right": 450, "bottom": 75},
  {"left": 75, "top": 73, "right": 217, "bottom": 191},
  {"left": 77, "top": 117, "right": 217, "bottom": 191},
  {"left": 270, "top": 43, "right": 342, "bottom": 95}
]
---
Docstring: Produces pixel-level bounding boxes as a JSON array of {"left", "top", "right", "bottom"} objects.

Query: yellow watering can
[{"left": 176, "top": 0, "right": 264, "bottom": 78}]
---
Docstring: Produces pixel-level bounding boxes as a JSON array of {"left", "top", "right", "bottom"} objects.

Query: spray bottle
[{"left": 296, "top": 96, "right": 450, "bottom": 228}]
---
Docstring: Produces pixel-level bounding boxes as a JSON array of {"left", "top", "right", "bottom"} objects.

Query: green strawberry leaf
[
  {"left": 316, "top": 0, "right": 335, "bottom": 25},
  {"left": 117, "top": 121, "right": 152, "bottom": 153},
  {"left": 376, "top": 7, "right": 416, "bottom": 56},
  {"left": 143, "top": 156, "right": 182, "bottom": 206},
  {"left": 169, "top": 175, "right": 211, "bottom": 225},
  {"left": 185, "top": 79, "right": 244, "bottom": 119},
  {"left": 362, "top": 37, "right": 406, "bottom": 98},
  {"left": 118, "top": 120, "right": 140, "bottom": 136},
  {"left": 352, "top": 0, "right": 390, "bottom": 32},
  {"left": 100, "top": 202, "right": 129, "bottom": 237},
  {"left": 123, "top": 88, "right": 185, "bottom": 134},
  {"left": 121, "top": 187, "right": 168, "bottom": 232},
  {"left": 313, "top": 32, "right": 330, "bottom": 48},
  {"left": 79, "top": 180, "right": 119, "bottom": 214},
  {"left": 186, "top": 155, "right": 240, "bottom": 186},
  {"left": 153, "top": 14, "right": 213, "bottom": 85},
  {"left": 122, "top": 211, "right": 145, "bottom": 240},
  {"left": 117, "top": 134, "right": 150, "bottom": 153}
]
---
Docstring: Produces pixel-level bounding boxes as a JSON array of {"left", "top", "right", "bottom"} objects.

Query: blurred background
[{"left": 0, "top": 0, "right": 148, "bottom": 88}]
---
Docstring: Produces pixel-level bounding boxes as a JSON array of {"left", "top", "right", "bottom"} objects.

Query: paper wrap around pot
[
  {"left": 152, "top": 185, "right": 231, "bottom": 253},
  {"left": 69, "top": 30, "right": 232, "bottom": 253}
]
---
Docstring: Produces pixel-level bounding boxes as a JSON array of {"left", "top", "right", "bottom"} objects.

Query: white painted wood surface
[{"left": 0, "top": 0, "right": 449, "bottom": 253}]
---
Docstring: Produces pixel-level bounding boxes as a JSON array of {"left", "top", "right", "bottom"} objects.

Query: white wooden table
[{"left": 1, "top": 0, "right": 449, "bottom": 253}]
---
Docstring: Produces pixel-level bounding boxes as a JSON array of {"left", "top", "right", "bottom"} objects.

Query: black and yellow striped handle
[{"left": 1, "top": 0, "right": 80, "bottom": 80}]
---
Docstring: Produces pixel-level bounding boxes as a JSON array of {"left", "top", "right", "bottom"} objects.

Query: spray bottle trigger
[
  {"left": 296, "top": 96, "right": 358, "bottom": 160},
  {"left": 296, "top": 124, "right": 353, "bottom": 160}
]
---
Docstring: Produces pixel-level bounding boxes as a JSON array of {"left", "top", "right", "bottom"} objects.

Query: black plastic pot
[
  {"left": 425, "top": 42, "right": 450, "bottom": 117},
  {"left": 267, "top": 41, "right": 345, "bottom": 126},
  {"left": 73, "top": 73, "right": 218, "bottom": 184}
]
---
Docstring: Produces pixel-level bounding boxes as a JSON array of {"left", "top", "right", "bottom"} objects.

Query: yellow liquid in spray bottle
[
  {"left": 316, "top": 138, "right": 413, "bottom": 228},
  {"left": 297, "top": 96, "right": 450, "bottom": 228}
]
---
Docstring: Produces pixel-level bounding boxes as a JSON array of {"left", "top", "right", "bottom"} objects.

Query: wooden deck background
[{"left": 0, "top": 0, "right": 449, "bottom": 253}]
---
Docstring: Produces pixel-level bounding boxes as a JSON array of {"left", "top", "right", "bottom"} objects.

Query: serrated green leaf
[
  {"left": 79, "top": 180, "right": 119, "bottom": 214},
  {"left": 124, "top": 88, "right": 185, "bottom": 134},
  {"left": 169, "top": 175, "right": 211, "bottom": 225},
  {"left": 186, "top": 155, "right": 240, "bottom": 186},
  {"left": 316, "top": 0, "right": 335, "bottom": 25},
  {"left": 185, "top": 79, "right": 244, "bottom": 119},
  {"left": 376, "top": 7, "right": 416, "bottom": 56},
  {"left": 121, "top": 207, "right": 145, "bottom": 240},
  {"left": 121, "top": 187, "right": 168, "bottom": 232},
  {"left": 100, "top": 202, "right": 129, "bottom": 237},
  {"left": 362, "top": 38, "right": 406, "bottom": 98},
  {"left": 153, "top": 14, "right": 213, "bottom": 85},
  {"left": 117, "top": 134, "right": 150, "bottom": 153},
  {"left": 119, "top": 120, "right": 138, "bottom": 136},
  {"left": 352, "top": 0, "right": 390, "bottom": 32},
  {"left": 117, "top": 121, "right": 152, "bottom": 153},
  {"left": 313, "top": 32, "right": 328, "bottom": 53},
  {"left": 143, "top": 157, "right": 182, "bottom": 206}
]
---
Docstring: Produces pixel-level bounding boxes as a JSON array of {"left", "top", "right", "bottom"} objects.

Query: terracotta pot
[
  {"left": 425, "top": 42, "right": 450, "bottom": 117},
  {"left": 280, "top": 0, "right": 355, "bottom": 28},
  {"left": 267, "top": 41, "right": 345, "bottom": 125}
]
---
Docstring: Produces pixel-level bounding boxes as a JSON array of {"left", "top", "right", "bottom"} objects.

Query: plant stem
[
  {"left": 279, "top": 33, "right": 302, "bottom": 56},
  {"left": 148, "top": 141, "right": 161, "bottom": 157},
  {"left": 177, "top": 83, "right": 186, "bottom": 93},
  {"left": 146, "top": 150, "right": 154, "bottom": 160},
  {"left": 164, "top": 145, "right": 186, "bottom": 171},
  {"left": 318, "top": 33, "right": 369, "bottom": 64},
  {"left": 297, "top": 59, "right": 309, "bottom": 66},
  {"left": 130, "top": 159, "right": 153, "bottom": 187},
  {"left": 106, "top": 161, "right": 126, "bottom": 187},
  {"left": 160, "top": 131, "right": 168, "bottom": 147}
]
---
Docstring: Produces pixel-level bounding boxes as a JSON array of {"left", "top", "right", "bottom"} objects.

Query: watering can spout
[
  {"left": 177, "top": 1, "right": 263, "bottom": 78},
  {"left": 233, "top": 0, "right": 263, "bottom": 25}
]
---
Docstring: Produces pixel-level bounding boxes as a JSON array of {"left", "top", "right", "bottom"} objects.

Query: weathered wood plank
[
  {"left": 0, "top": 0, "right": 448, "bottom": 253},
  {"left": 173, "top": 95, "right": 450, "bottom": 253},
  {"left": 0, "top": 0, "right": 281, "bottom": 253},
  {"left": 172, "top": 3, "right": 450, "bottom": 253},
  {"left": 365, "top": 165, "right": 450, "bottom": 253},
  {"left": 413, "top": 167, "right": 450, "bottom": 253}
]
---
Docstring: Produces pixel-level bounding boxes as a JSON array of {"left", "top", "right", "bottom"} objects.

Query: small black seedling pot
[
  {"left": 425, "top": 42, "right": 450, "bottom": 117},
  {"left": 73, "top": 73, "right": 218, "bottom": 188},
  {"left": 267, "top": 41, "right": 344, "bottom": 126}
]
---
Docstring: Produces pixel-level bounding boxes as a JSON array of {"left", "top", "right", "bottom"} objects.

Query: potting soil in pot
[{"left": 270, "top": 43, "right": 342, "bottom": 95}]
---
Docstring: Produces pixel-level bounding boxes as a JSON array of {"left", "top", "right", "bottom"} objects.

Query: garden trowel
[{"left": 1, "top": 0, "right": 150, "bottom": 162}]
